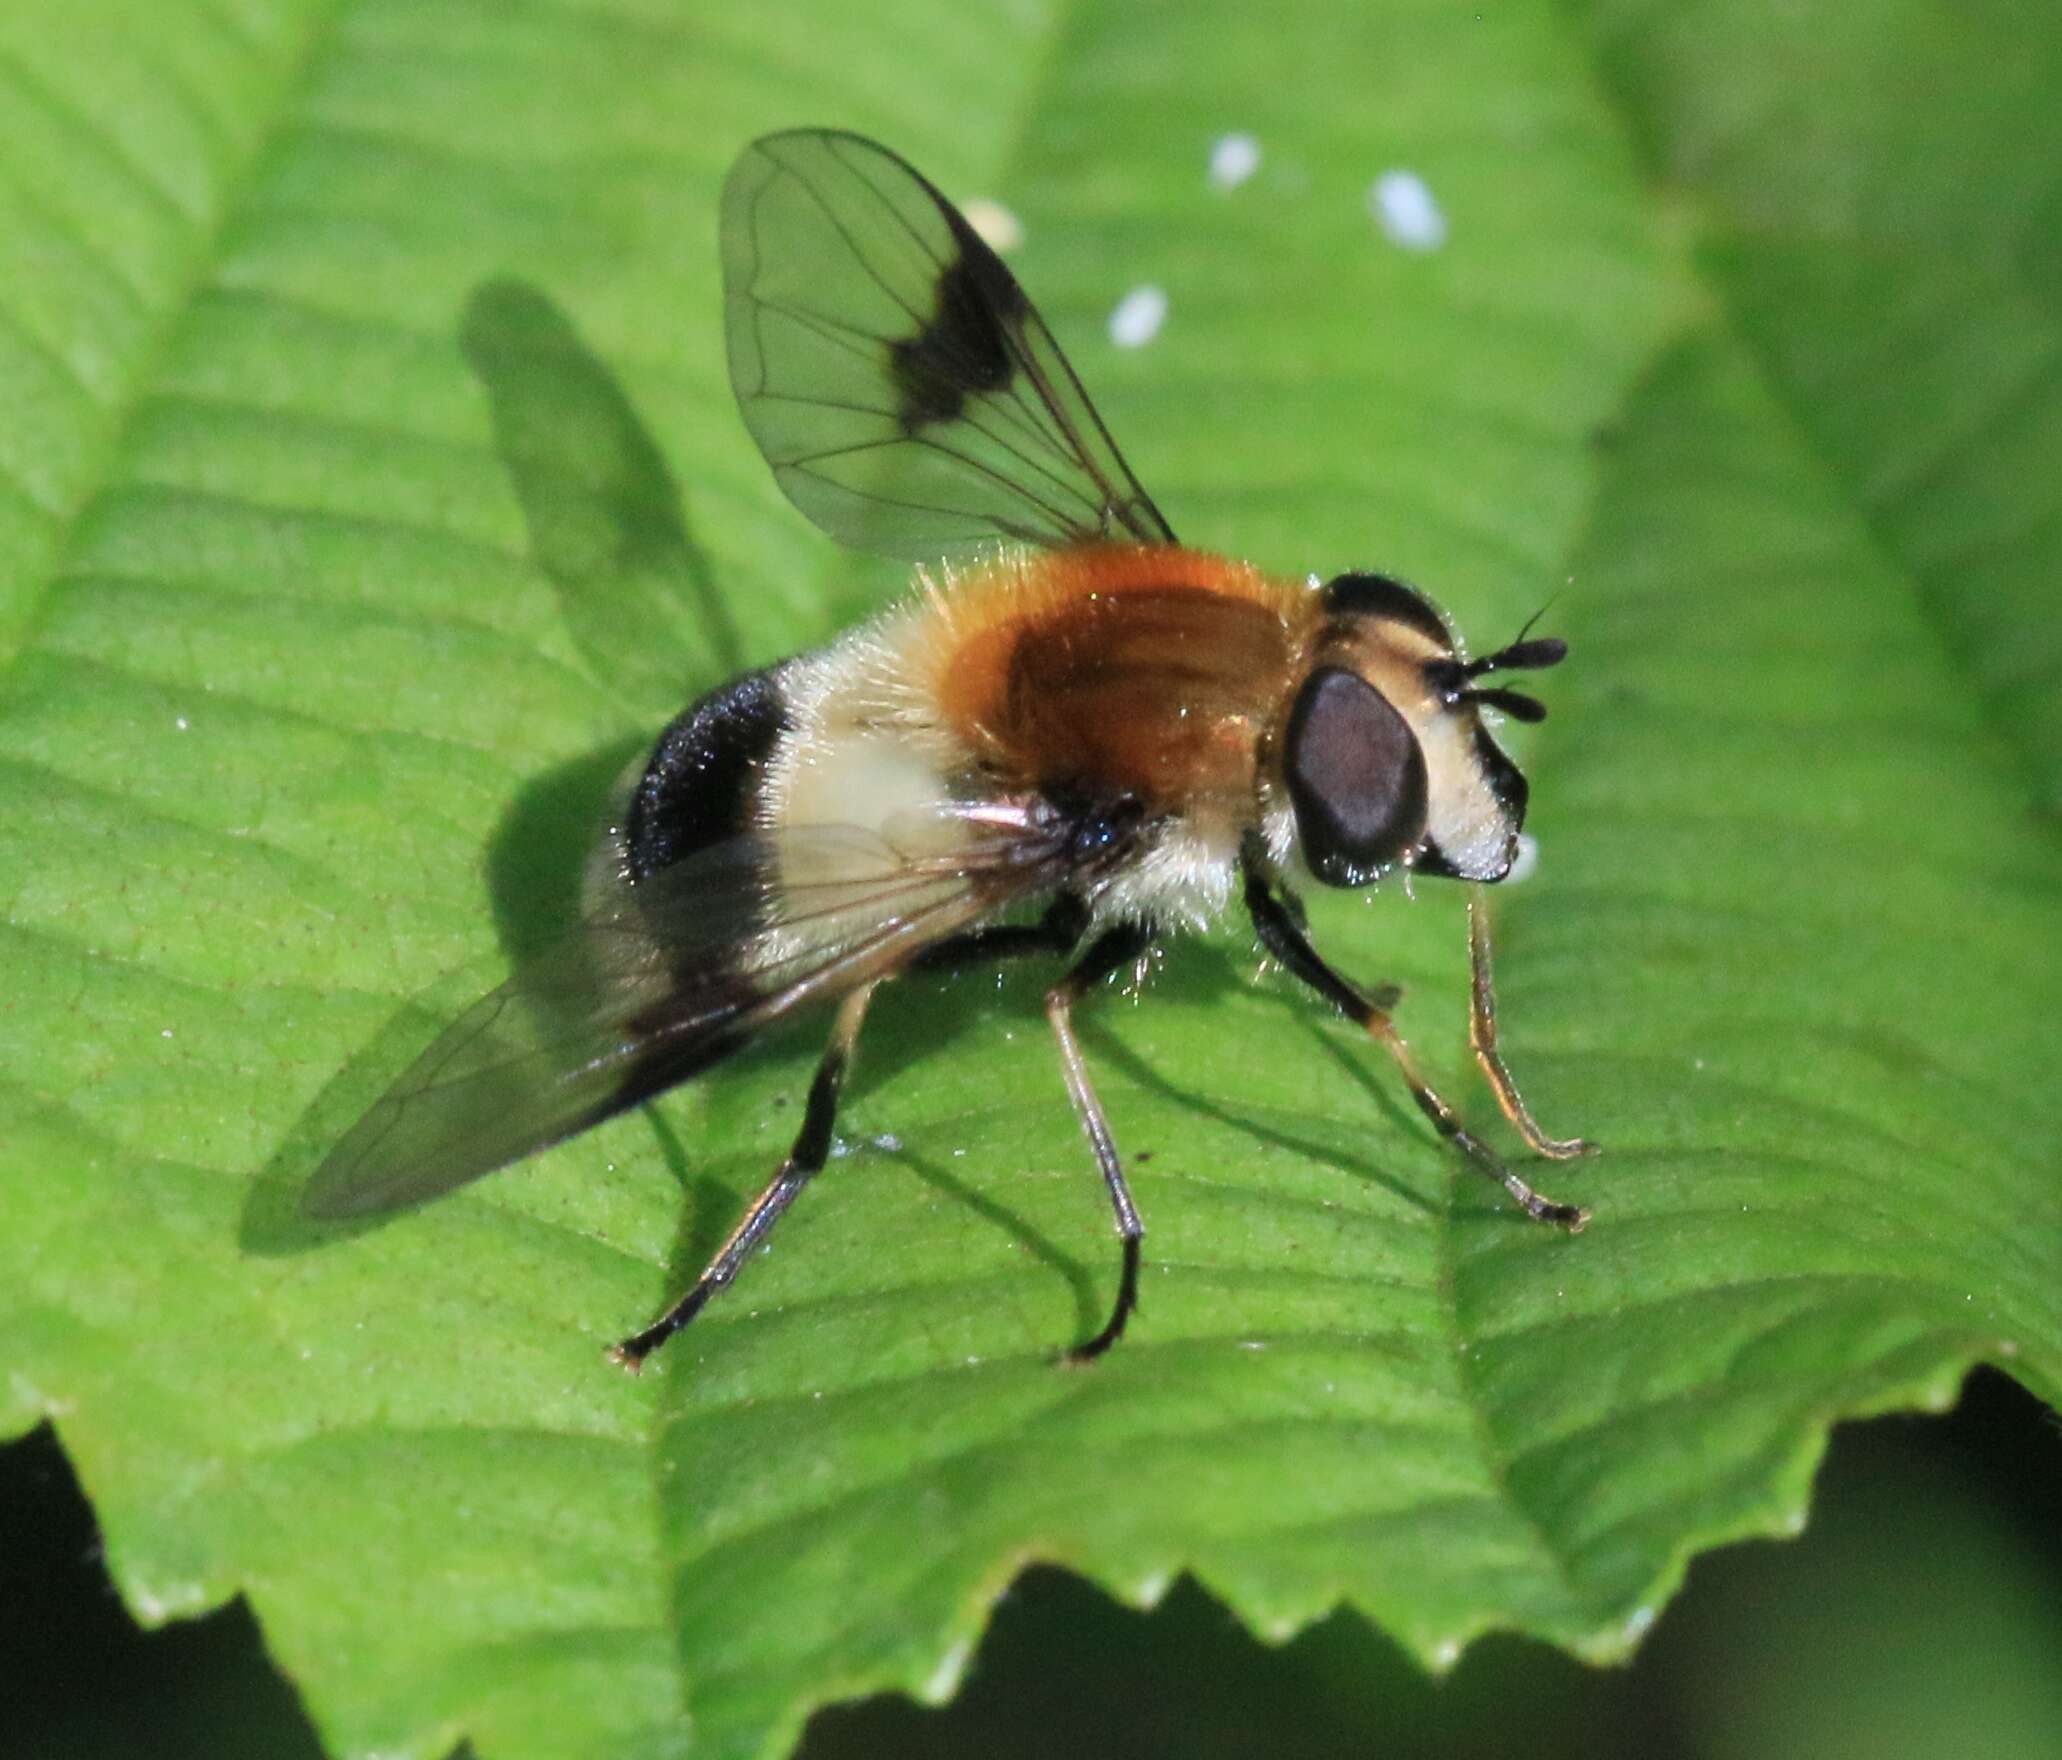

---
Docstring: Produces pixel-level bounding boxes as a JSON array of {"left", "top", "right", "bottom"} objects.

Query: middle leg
[
  {"left": 1044, "top": 921, "right": 1155, "bottom": 1361},
  {"left": 908, "top": 892, "right": 1089, "bottom": 977}
]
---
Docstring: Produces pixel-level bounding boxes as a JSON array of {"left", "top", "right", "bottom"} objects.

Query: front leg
[
  {"left": 1466, "top": 885, "right": 1594, "bottom": 1159},
  {"left": 1239, "top": 852, "right": 1588, "bottom": 1230}
]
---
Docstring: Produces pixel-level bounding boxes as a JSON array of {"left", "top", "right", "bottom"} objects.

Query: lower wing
[{"left": 303, "top": 811, "right": 1082, "bottom": 1218}]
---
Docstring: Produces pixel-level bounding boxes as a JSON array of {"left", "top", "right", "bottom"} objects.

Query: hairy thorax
[{"left": 764, "top": 546, "right": 1316, "bottom": 929}]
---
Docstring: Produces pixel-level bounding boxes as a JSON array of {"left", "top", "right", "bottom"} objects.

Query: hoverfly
[{"left": 307, "top": 128, "right": 1594, "bottom": 1368}]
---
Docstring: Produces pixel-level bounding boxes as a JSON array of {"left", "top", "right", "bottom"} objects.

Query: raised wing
[
  {"left": 304, "top": 812, "right": 1077, "bottom": 1219},
  {"left": 722, "top": 128, "right": 1177, "bottom": 561}
]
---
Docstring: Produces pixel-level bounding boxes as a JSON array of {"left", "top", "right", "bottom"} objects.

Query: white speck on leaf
[
  {"left": 1370, "top": 169, "right": 1448, "bottom": 251},
  {"left": 1109, "top": 284, "right": 1168, "bottom": 349},
  {"left": 1207, "top": 132, "right": 1261, "bottom": 190}
]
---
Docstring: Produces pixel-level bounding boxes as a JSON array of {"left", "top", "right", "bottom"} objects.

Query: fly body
[{"left": 308, "top": 129, "right": 1595, "bottom": 1368}]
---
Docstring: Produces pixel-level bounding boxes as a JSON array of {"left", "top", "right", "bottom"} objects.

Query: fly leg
[
  {"left": 1241, "top": 855, "right": 1587, "bottom": 1230},
  {"left": 1045, "top": 922, "right": 1155, "bottom": 1361},
  {"left": 920, "top": 894, "right": 1158, "bottom": 1359},
  {"left": 908, "top": 893, "right": 1089, "bottom": 975},
  {"left": 1466, "top": 885, "right": 1593, "bottom": 1159},
  {"left": 611, "top": 980, "right": 879, "bottom": 1369}
]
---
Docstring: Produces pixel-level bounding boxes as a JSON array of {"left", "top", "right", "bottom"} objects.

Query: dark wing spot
[{"left": 887, "top": 213, "right": 1025, "bottom": 435}]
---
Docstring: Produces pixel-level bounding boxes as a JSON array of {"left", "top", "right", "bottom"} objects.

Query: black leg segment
[
  {"left": 611, "top": 980, "right": 879, "bottom": 1369},
  {"left": 1044, "top": 921, "right": 1154, "bottom": 1361},
  {"left": 909, "top": 893, "right": 1090, "bottom": 976},
  {"left": 1240, "top": 850, "right": 1587, "bottom": 1230}
]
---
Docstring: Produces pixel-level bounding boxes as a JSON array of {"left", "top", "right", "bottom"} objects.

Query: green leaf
[
  {"left": 1577, "top": 0, "right": 2062, "bottom": 805},
  {"left": 1, "top": 3, "right": 2055, "bottom": 1759}
]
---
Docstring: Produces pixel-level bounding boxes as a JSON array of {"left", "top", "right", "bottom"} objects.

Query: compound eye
[{"left": 1284, "top": 667, "right": 1429, "bottom": 887}]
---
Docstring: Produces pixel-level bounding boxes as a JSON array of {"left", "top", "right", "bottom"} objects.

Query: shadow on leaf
[{"left": 460, "top": 276, "right": 742, "bottom": 707}]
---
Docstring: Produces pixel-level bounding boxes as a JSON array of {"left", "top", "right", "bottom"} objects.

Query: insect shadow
[
  {"left": 460, "top": 276, "right": 744, "bottom": 701},
  {"left": 244, "top": 283, "right": 1112, "bottom": 1298},
  {"left": 242, "top": 738, "right": 651, "bottom": 1256},
  {"left": 245, "top": 278, "right": 730, "bottom": 1255},
  {"left": 1078, "top": 1002, "right": 1436, "bottom": 1220},
  {"left": 243, "top": 278, "right": 1452, "bottom": 1323}
]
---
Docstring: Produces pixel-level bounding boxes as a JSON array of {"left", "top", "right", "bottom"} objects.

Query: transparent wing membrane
[
  {"left": 304, "top": 815, "right": 1074, "bottom": 1218},
  {"left": 723, "top": 128, "right": 1176, "bottom": 560}
]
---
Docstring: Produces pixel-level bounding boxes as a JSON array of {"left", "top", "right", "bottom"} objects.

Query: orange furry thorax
[{"left": 922, "top": 546, "right": 1313, "bottom": 810}]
